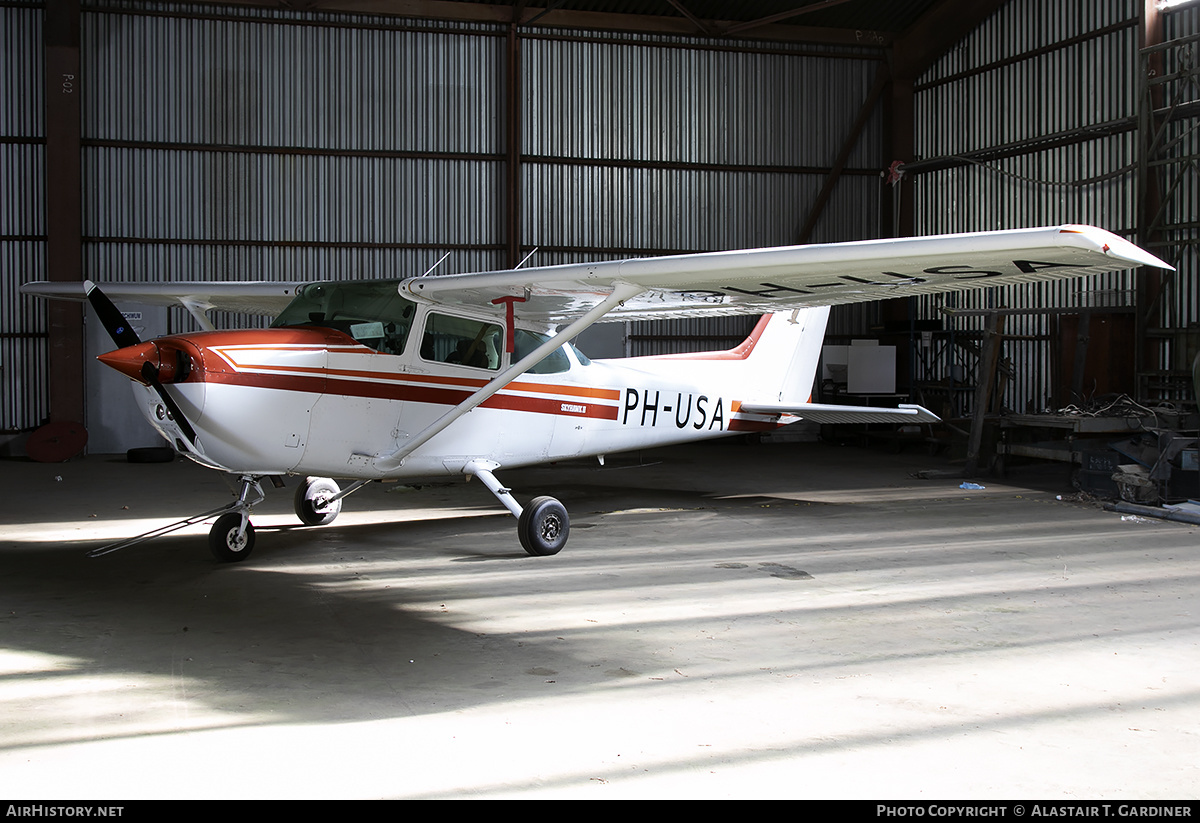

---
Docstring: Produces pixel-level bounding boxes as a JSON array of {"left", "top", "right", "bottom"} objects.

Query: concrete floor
[{"left": 0, "top": 440, "right": 1197, "bottom": 799}]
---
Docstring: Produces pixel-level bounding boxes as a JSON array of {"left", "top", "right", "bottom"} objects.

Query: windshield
[{"left": 272, "top": 280, "right": 415, "bottom": 355}]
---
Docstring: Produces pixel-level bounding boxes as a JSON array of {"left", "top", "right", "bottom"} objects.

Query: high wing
[
  {"left": 402, "top": 225, "right": 1172, "bottom": 323},
  {"left": 22, "top": 226, "right": 1171, "bottom": 327},
  {"left": 19, "top": 280, "right": 302, "bottom": 327}
]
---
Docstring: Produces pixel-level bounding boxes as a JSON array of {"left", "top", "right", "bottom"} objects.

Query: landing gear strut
[
  {"left": 86, "top": 473, "right": 373, "bottom": 562},
  {"left": 465, "top": 459, "right": 570, "bottom": 556},
  {"left": 207, "top": 475, "right": 264, "bottom": 562},
  {"left": 85, "top": 473, "right": 268, "bottom": 562}
]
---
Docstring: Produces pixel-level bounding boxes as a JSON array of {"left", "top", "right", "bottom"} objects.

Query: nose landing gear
[
  {"left": 206, "top": 476, "right": 264, "bottom": 562},
  {"left": 86, "top": 474, "right": 266, "bottom": 563},
  {"left": 209, "top": 510, "right": 255, "bottom": 562}
]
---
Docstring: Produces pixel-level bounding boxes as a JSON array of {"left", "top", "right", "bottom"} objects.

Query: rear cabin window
[{"left": 420, "top": 313, "right": 502, "bottom": 371}]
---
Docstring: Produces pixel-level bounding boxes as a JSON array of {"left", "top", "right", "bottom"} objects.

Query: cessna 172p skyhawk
[{"left": 22, "top": 225, "right": 1170, "bottom": 562}]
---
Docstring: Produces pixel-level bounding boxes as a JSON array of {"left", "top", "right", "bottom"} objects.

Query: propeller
[
  {"left": 139, "top": 360, "right": 198, "bottom": 445},
  {"left": 85, "top": 281, "right": 199, "bottom": 446},
  {"left": 84, "top": 280, "right": 142, "bottom": 349}
]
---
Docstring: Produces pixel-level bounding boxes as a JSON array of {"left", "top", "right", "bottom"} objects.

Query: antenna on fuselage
[
  {"left": 420, "top": 252, "right": 451, "bottom": 277},
  {"left": 514, "top": 247, "right": 539, "bottom": 269}
]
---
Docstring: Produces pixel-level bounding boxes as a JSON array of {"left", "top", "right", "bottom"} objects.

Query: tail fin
[
  {"left": 733, "top": 308, "right": 941, "bottom": 425},
  {"left": 636, "top": 309, "right": 938, "bottom": 426},
  {"left": 631, "top": 308, "right": 830, "bottom": 404},
  {"left": 740, "top": 307, "right": 831, "bottom": 406}
]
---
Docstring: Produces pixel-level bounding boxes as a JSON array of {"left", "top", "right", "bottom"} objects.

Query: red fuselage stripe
[
  {"left": 201, "top": 370, "right": 620, "bottom": 420},
  {"left": 207, "top": 354, "right": 622, "bottom": 402}
]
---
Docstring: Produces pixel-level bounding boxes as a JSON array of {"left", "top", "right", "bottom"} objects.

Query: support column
[
  {"left": 44, "top": 0, "right": 85, "bottom": 424},
  {"left": 1136, "top": 0, "right": 1166, "bottom": 401}
]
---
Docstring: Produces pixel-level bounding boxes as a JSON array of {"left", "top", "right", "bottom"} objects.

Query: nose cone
[{"left": 97, "top": 341, "right": 160, "bottom": 384}]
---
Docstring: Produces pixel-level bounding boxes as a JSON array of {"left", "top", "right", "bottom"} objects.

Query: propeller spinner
[{"left": 85, "top": 281, "right": 199, "bottom": 445}]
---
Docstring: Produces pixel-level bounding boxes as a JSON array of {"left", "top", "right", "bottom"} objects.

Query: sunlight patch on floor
[{"left": 0, "top": 506, "right": 505, "bottom": 544}]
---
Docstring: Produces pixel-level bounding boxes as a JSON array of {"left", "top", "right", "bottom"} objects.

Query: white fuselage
[{"left": 128, "top": 314, "right": 804, "bottom": 481}]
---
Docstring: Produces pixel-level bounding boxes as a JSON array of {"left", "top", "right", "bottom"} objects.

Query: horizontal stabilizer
[{"left": 740, "top": 402, "right": 941, "bottom": 425}]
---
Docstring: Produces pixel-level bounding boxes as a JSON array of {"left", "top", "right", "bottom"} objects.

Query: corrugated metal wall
[
  {"left": 82, "top": 6, "right": 507, "bottom": 292},
  {"left": 0, "top": 3, "right": 48, "bottom": 430},
  {"left": 909, "top": 0, "right": 1198, "bottom": 414},
  {"left": 1141, "top": 17, "right": 1200, "bottom": 397},
  {"left": 3, "top": 1, "right": 890, "bottom": 431},
  {"left": 519, "top": 30, "right": 885, "bottom": 353}
]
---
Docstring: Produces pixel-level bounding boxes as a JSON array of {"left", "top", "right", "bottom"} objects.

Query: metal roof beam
[
  {"left": 204, "top": 0, "right": 894, "bottom": 46},
  {"left": 721, "top": 0, "right": 859, "bottom": 37},
  {"left": 661, "top": 0, "right": 716, "bottom": 37}
]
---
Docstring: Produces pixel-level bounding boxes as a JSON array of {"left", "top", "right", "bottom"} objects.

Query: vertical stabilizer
[
  {"left": 627, "top": 307, "right": 831, "bottom": 406},
  {"left": 742, "top": 307, "right": 831, "bottom": 406}
]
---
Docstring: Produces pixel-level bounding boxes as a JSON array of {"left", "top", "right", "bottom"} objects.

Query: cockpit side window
[
  {"left": 271, "top": 281, "right": 415, "bottom": 356},
  {"left": 512, "top": 329, "right": 571, "bottom": 374},
  {"left": 420, "top": 313, "right": 502, "bottom": 371},
  {"left": 568, "top": 341, "right": 591, "bottom": 366}
]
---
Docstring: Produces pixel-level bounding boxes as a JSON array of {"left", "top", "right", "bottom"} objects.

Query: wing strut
[{"left": 370, "top": 281, "right": 645, "bottom": 473}]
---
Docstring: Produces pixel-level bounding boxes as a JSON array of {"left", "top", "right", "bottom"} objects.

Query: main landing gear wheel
[
  {"left": 294, "top": 476, "right": 342, "bottom": 526},
  {"left": 209, "top": 512, "right": 255, "bottom": 562},
  {"left": 518, "top": 496, "right": 570, "bottom": 557}
]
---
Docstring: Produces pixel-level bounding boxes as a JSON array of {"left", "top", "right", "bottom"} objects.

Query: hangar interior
[
  {"left": 3, "top": 0, "right": 1199, "bottom": 502},
  {"left": 1, "top": 0, "right": 1200, "bottom": 800}
]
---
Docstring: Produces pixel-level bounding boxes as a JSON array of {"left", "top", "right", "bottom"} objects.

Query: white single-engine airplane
[{"left": 23, "top": 225, "right": 1170, "bottom": 562}]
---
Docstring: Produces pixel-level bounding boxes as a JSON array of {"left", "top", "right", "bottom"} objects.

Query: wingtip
[{"left": 1058, "top": 225, "right": 1174, "bottom": 271}]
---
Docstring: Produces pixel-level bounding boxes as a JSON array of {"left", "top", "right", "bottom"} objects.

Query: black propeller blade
[
  {"left": 84, "top": 280, "right": 142, "bottom": 349},
  {"left": 85, "top": 280, "right": 199, "bottom": 447}
]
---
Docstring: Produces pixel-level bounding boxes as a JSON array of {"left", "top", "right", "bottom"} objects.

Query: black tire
[
  {"left": 294, "top": 476, "right": 341, "bottom": 526},
  {"left": 209, "top": 512, "right": 255, "bottom": 562},
  {"left": 518, "top": 496, "right": 570, "bottom": 557}
]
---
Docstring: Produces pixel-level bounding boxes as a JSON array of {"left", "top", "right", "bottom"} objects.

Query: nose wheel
[
  {"left": 209, "top": 511, "right": 256, "bottom": 562},
  {"left": 207, "top": 475, "right": 265, "bottom": 562}
]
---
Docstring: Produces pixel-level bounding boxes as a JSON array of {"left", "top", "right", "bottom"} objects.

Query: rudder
[{"left": 741, "top": 307, "right": 831, "bottom": 406}]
